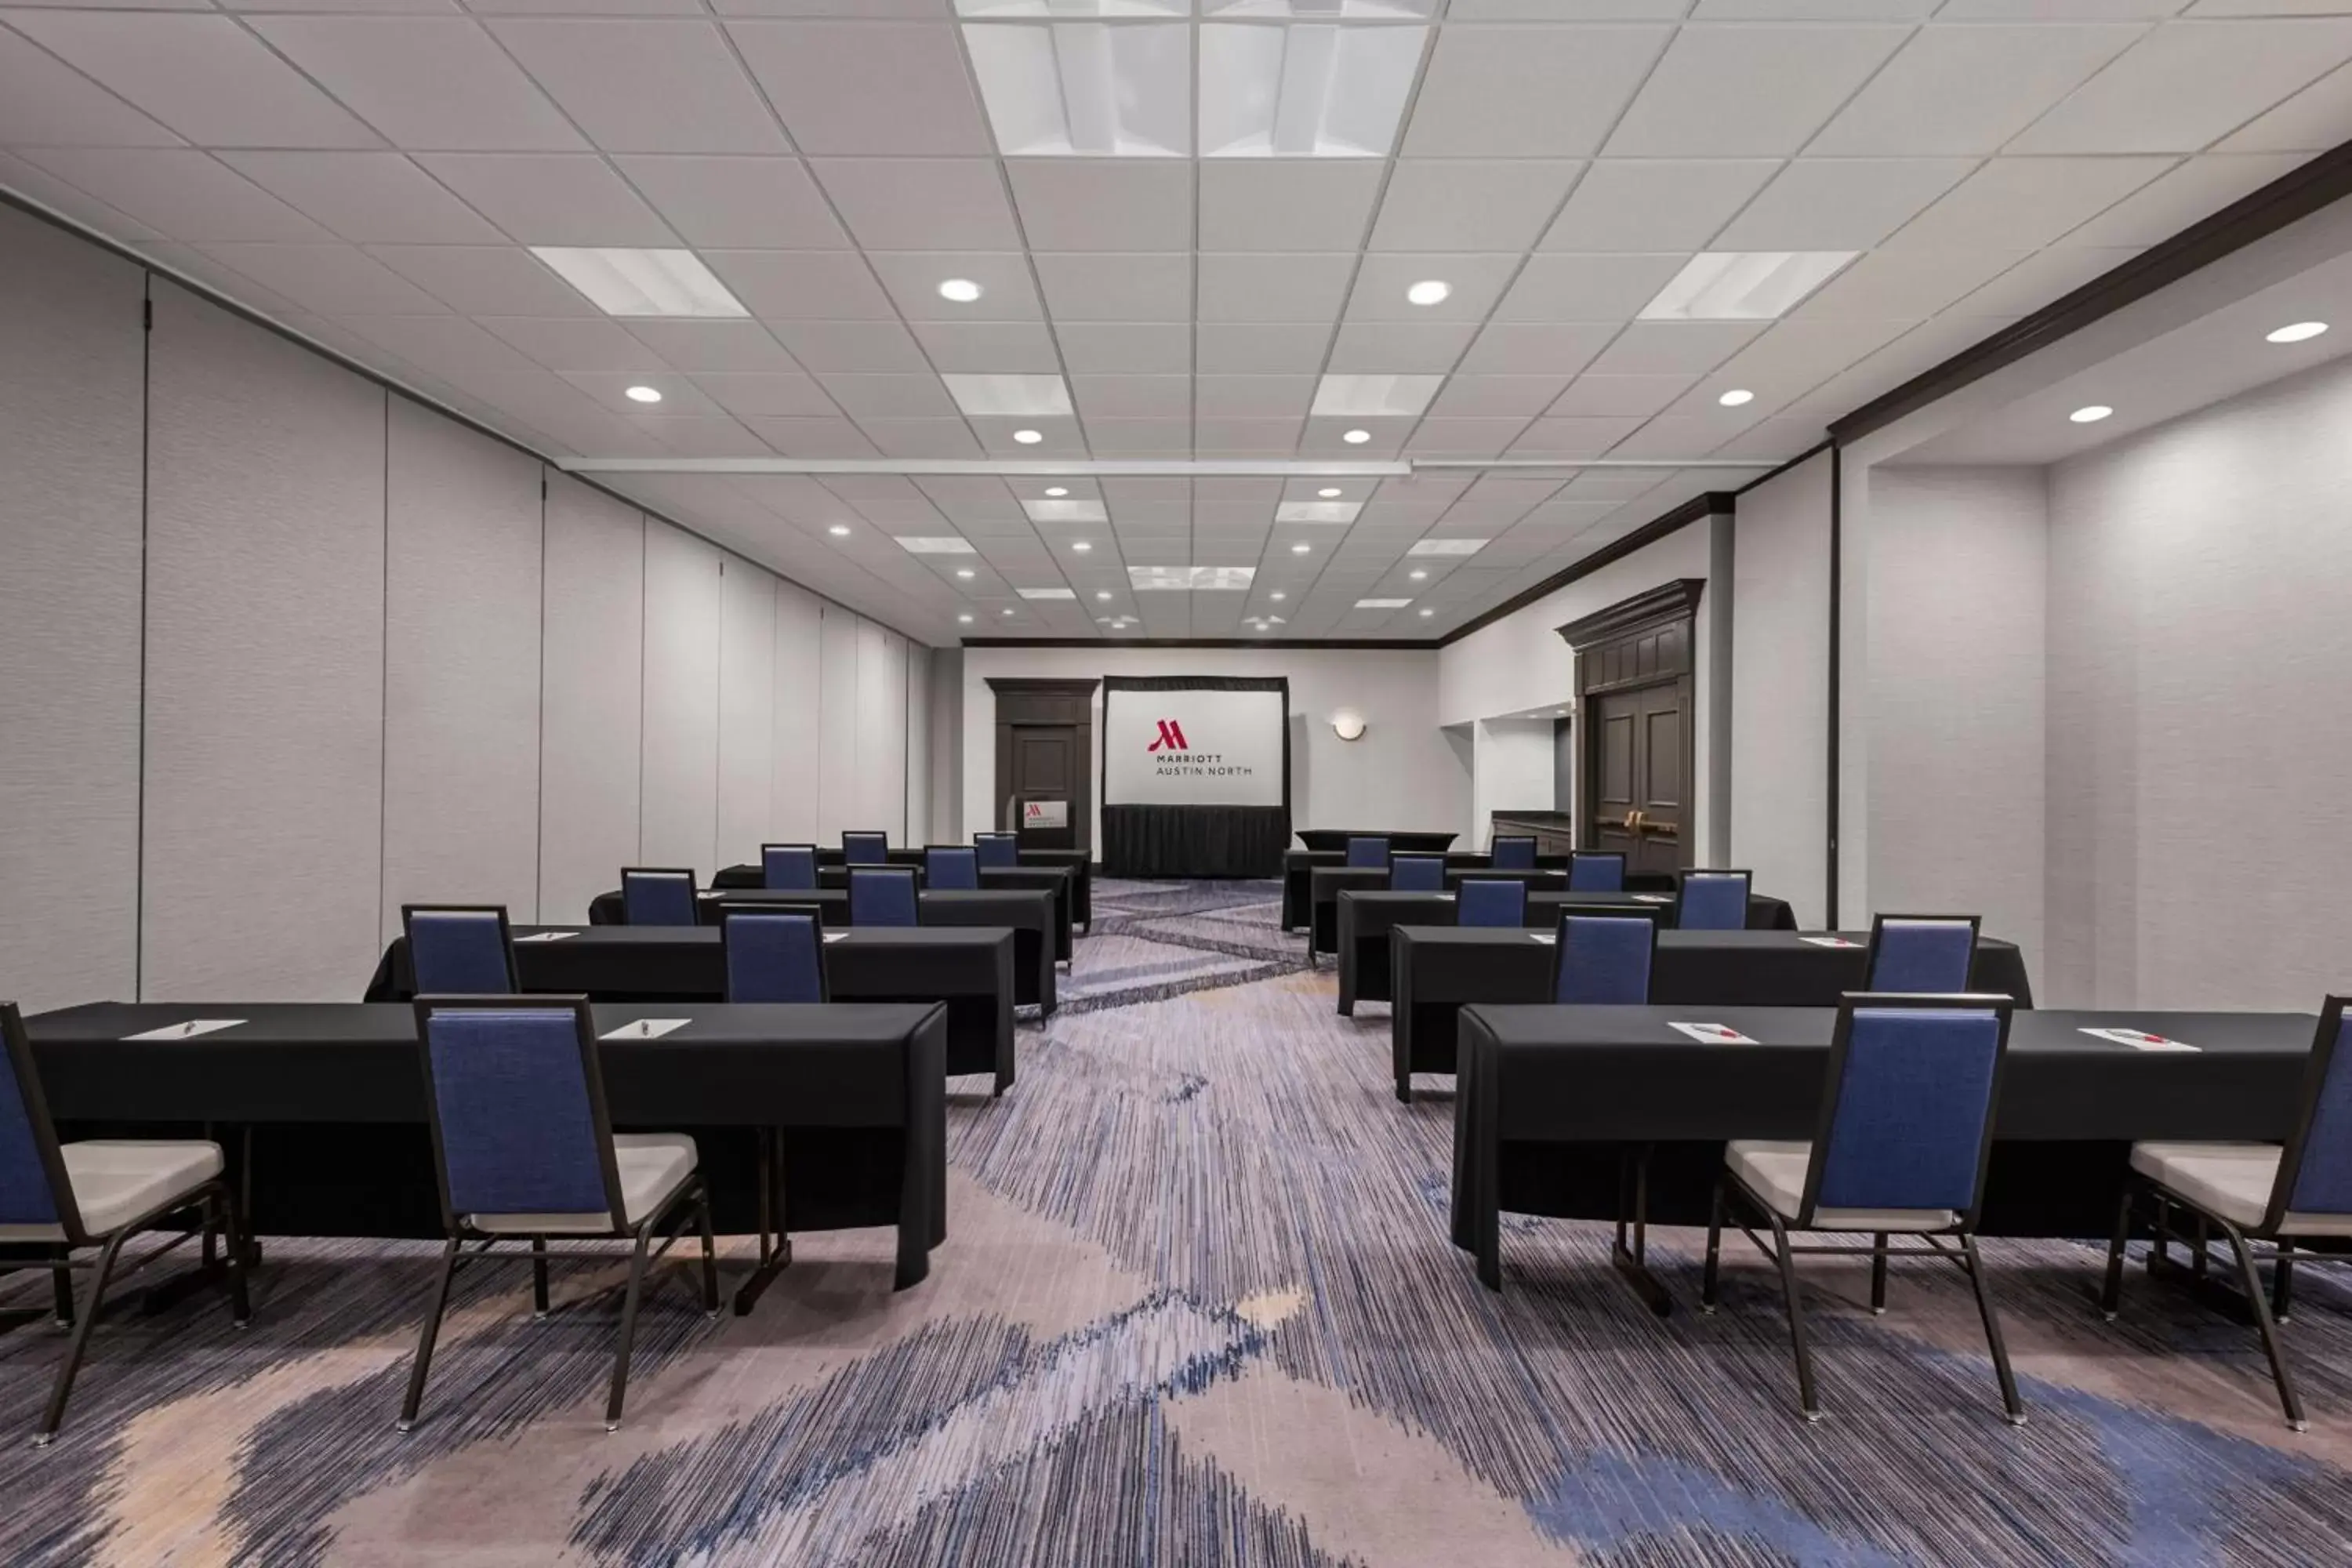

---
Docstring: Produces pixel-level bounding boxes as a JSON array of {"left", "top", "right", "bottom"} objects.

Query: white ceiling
[{"left": 5, "top": 2, "right": 2351, "bottom": 645}]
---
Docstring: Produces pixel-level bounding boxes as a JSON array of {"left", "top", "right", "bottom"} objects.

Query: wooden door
[
  {"left": 1630, "top": 682, "right": 1686, "bottom": 876},
  {"left": 1588, "top": 693, "right": 1641, "bottom": 863}
]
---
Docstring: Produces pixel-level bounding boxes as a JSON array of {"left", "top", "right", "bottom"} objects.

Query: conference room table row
[
  {"left": 370, "top": 924, "right": 1020, "bottom": 1095},
  {"left": 713, "top": 858, "right": 1083, "bottom": 953},
  {"left": 1295, "top": 861, "right": 1683, "bottom": 955},
  {"left": 1385, "top": 922, "right": 2028, "bottom": 1101},
  {"left": 18, "top": 1000, "right": 950, "bottom": 1290},
  {"left": 1451, "top": 1003, "right": 2321, "bottom": 1305},
  {"left": 586, "top": 885, "right": 1056, "bottom": 1021},
  {"left": 1338, "top": 887, "right": 1800, "bottom": 1011}
]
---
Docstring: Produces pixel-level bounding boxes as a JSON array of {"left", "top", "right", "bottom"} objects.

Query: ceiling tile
[
  {"left": 1496, "top": 252, "right": 1689, "bottom": 321},
  {"left": 0, "top": 24, "right": 180, "bottom": 147},
  {"left": 1344, "top": 252, "right": 1521, "bottom": 321},
  {"left": 702, "top": 249, "right": 894, "bottom": 319},
  {"left": 200, "top": 242, "right": 450, "bottom": 314},
  {"left": 1545, "top": 372, "right": 1694, "bottom": 417},
  {"left": 0, "top": 149, "right": 166, "bottom": 243},
  {"left": 217, "top": 151, "right": 503, "bottom": 244},
  {"left": 564, "top": 368, "right": 722, "bottom": 415},
  {"left": 1606, "top": 25, "right": 1910, "bottom": 156},
  {"left": 1403, "top": 24, "right": 1671, "bottom": 157},
  {"left": 11, "top": 13, "right": 383, "bottom": 148},
  {"left": 1370, "top": 160, "right": 1583, "bottom": 252},
  {"left": 339, "top": 313, "right": 550, "bottom": 383},
  {"left": 1426, "top": 375, "right": 1570, "bottom": 419},
  {"left": 1808, "top": 24, "right": 2144, "bottom": 156},
  {"left": 815, "top": 372, "right": 957, "bottom": 419},
  {"left": 1325, "top": 321, "right": 1477, "bottom": 372},
  {"left": 2009, "top": 20, "right": 2352, "bottom": 154},
  {"left": 1883, "top": 155, "right": 2174, "bottom": 251},
  {"left": 368, "top": 242, "right": 597, "bottom": 314},
  {"left": 611, "top": 155, "right": 848, "bottom": 249},
  {"left": 2060, "top": 152, "right": 2306, "bottom": 248},
  {"left": 1006, "top": 160, "right": 1194, "bottom": 251},
  {"left": 1704, "top": 315, "right": 1918, "bottom": 402},
  {"left": 624, "top": 414, "right": 768, "bottom": 456},
  {"left": 1083, "top": 418, "right": 1193, "bottom": 456},
  {"left": 909, "top": 319, "right": 1062, "bottom": 373},
  {"left": 1194, "top": 375, "right": 1316, "bottom": 419},
  {"left": 861, "top": 419, "right": 985, "bottom": 458},
  {"left": 728, "top": 20, "right": 989, "bottom": 155},
  {"left": 1788, "top": 246, "right": 2027, "bottom": 320},
  {"left": 866, "top": 251, "right": 1043, "bottom": 321},
  {"left": 249, "top": 16, "right": 584, "bottom": 151},
  {"left": 807, "top": 158, "right": 1019, "bottom": 249},
  {"left": 764, "top": 318, "right": 930, "bottom": 372},
  {"left": 1456, "top": 320, "right": 1617, "bottom": 376},
  {"left": 623, "top": 318, "right": 798, "bottom": 370},
  {"left": 489, "top": 20, "right": 786, "bottom": 154},
  {"left": 1196, "top": 322, "right": 1330, "bottom": 372},
  {"left": 1058, "top": 321, "right": 1193, "bottom": 374},
  {"left": 1713, "top": 158, "right": 1974, "bottom": 251},
  {"left": 414, "top": 153, "right": 677, "bottom": 245},
  {"left": 1405, "top": 418, "right": 1530, "bottom": 456},
  {"left": 1539, "top": 158, "right": 1778, "bottom": 252},
  {"left": 19, "top": 148, "right": 332, "bottom": 242},
  {"left": 2218, "top": 59, "right": 2352, "bottom": 152},
  {"left": 1072, "top": 375, "right": 1189, "bottom": 419},
  {"left": 738, "top": 416, "right": 877, "bottom": 456},
  {"left": 1034, "top": 252, "right": 1194, "bottom": 321},
  {"left": 479, "top": 314, "right": 668, "bottom": 370},
  {"left": 1197, "top": 252, "right": 1354, "bottom": 321},
  {"left": 1196, "top": 160, "right": 1385, "bottom": 251},
  {"left": 691, "top": 370, "right": 837, "bottom": 417},
  {"left": 1581, "top": 320, "right": 1764, "bottom": 375},
  {"left": 1951, "top": 245, "right": 2141, "bottom": 317}
]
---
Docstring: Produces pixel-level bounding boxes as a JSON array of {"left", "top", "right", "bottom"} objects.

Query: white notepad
[
  {"left": 124, "top": 1018, "right": 244, "bottom": 1042},
  {"left": 601, "top": 1018, "right": 689, "bottom": 1041},
  {"left": 1668, "top": 1022, "right": 1759, "bottom": 1045},
  {"left": 2081, "top": 1026, "right": 2199, "bottom": 1053},
  {"left": 1799, "top": 936, "right": 1862, "bottom": 949},
  {"left": 515, "top": 931, "right": 578, "bottom": 944},
  {"left": 1632, "top": 894, "right": 1671, "bottom": 904},
  {"left": 822, "top": 931, "right": 849, "bottom": 944},
  {"left": 1527, "top": 931, "right": 1557, "bottom": 946}
]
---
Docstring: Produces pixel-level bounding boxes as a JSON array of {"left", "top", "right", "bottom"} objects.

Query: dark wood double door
[{"left": 1559, "top": 580, "right": 1700, "bottom": 880}]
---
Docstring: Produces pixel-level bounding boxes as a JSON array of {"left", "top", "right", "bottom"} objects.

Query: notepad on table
[
  {"left": 2081, "top": 1026, "right": 2198, "bottom": 1052},
  {"left": 822, "top": 931, "right": 849, "bottom": 944},
  {"left": 1799, "top": 936, "right": 1862, "bottom": 949},
  {"left": 1527, "top": 931, "right": 1557, "bottom": 945},
  {"left": 601, "top": 1018, "right": 689, "bottom": 1041},
  {"left": 1668, "top": 1022, "right": 1759, "bottom": 1045},
  {"left": 515, "top": 931, "right": 578, "bottom": 944},
  {"left": 1632, "top": 894, "right": 1671, "bottom": 904},
  {"left": 125, "top": 1018, "right": 245, "bottom": 1042}
]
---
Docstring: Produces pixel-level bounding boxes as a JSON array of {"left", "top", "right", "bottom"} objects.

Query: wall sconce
[{"left": 1330, "top": 709, "right": 1367, "bottom": 742}]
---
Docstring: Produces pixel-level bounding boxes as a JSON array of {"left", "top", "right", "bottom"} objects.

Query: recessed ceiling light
[
  {"left": 2071, "top": 405, "right": 2114, "bottom": 424},
  {"left": 1409, "top": 568, "right": 1427, "bottom": 580},
  {"left": 964, "top": 21, "right": 1190, "bottom": 158},
  {"left": 1269, "top": 590, "right": 1286, "bottom": 601},
  {"left": 530, "top": 248, "right": 746, "bottom": 318},
  {"left": 1002, "top": 607, "right": 1017, "bottom": 615},
  {"left": 1406, "top": 538, "right": 1485, "bottom": 557},
  {"left": 828, "top": 524, "right": 851, "bottom": 535},
  {"left": 1197, "top": 20, "right": 1425, "bottom": 158},
  {"left": 1418, "top": 607, "right": 1435, "bottom": 618},
  {"left": 957, "top": 613, "right": 974, "bottom": 623},
  {"left": 2268, "top": 321, "right": 2328, "bottom": 344},
  {"left": 956, "top": 568, "right": 976, "bottom": 579},
  {"left": 1013, "top": 429, "right": 1044, "bottom": 445},
  {"left": 898, "top": 536, "right": 975, "bottom": 554},
  {"left": 1130, "top": 565, "right": 1254, "bottom": 590},
  {"left": 1342, "top": 428, "right": 1371, "bottom": 445},
  {"left": 938, "top": 278, "right": 983, "bottom": 303},
  {"left": 1072, "top": 540, "right": 1092, "bottom": 552},
  {"left": 1018, "top": 586, "right": 1076, "bottom": 600},
  {"left": 1096, "top": 590, "right": 1111, "bottom": 601},
  {"left": 1317, "top": 487, "right": 1343, "bottom": 499},
  {"left": 1640, "top": 251, "right": 1857, "bottom": 321},
  {"left": 1356, "top": 597, "right": 1410, "bottom": 609},
  {"left": 1290, "top": 543, "right": 1311, "bottom": 554},
  {"left": 1718, "top": 388, "right": 1755, "bottom": 408},
  {"left": 1406, "top": 279, "right": 1451, "bottom": 307},
  {"left": 1044, "top": 486, "right": 1069, "bottom": 498},
  {"left": 624, "top": 384, "right": 662, "bottom": 404}
]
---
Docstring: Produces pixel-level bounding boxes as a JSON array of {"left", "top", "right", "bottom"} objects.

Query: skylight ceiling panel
[
  {"left": 1199, "top": 22, "right": 1427, "bottom": 158},
  {"left": 964, "top": 23, "right": 1191, "bottom": 157}
]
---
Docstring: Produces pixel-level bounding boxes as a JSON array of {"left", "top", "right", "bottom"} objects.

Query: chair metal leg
[
  {"left": 49, "top": 1249, "right": 74, "bottom": 1328},
  {"left": 1700, "top": 1177, "right": 1726, "bottom": 1314},
  {"left": 1763, "top": 1214, "right": 1821, "bottom": 1423},
  {"left": 1870, "top": 1233, "right": 1889, "bottom": 1316},
  {"left": 2274, "top": 1240, "right": 2296, "bottom": 1324},
  {"left": 397, "top": 1238, "right": 462, "bottom": 1433},
  {"left": 532, "top": 1238, "right": 550, "bottom": 1320},
  {"left": 2100, "top": 1183, "right": 2134, "bottom": 1321},
  {"left": 604, "top": 1228, "right": 654, "bottom": 1432},
  {"left": 2192, "top": 1216, "right": 2210, "bottom": 1282},
  {"left": 216, "top": 1184, "right": 252, "bottom": 1326},
  {"left": 2218, "top": 1220, "right": 2305, "bottom": 1432},
  {"left": 695, "top": 1189, "right": 719, "bottom": 1319},
  {"left": 1960, "top": 1234, "right": 2026, "bottom": 1427},
  {"left": 35, "top": 1232, "right": 127, "bottom": 1445}
]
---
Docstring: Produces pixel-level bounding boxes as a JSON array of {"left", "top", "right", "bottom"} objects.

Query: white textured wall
[
  {"left": 2047, "top": 356, "right": 2352, "bottom": 1010},
  {"left": 539, "top": 476, "right": 644, "bottom": 920},
  {"left": 0, "top": 206, "right": 145, "bottom": 1013},
  {"left": 639, "top": 524, "right": 724, "bottom": 873},
  {"left": 1730, "top": 452, "right": 1834, "bottom": 928},
  {"left": 1472, "top": 720, "right": 1556, "bottom": 848},
  {"left": 815, "top": 608, "right": 862, "bottom": 842},
  {"left": 771, "top": 582, "right": 824, "bottom": 844},
  {"left": 717, "top": 559, "right": 778, "bottom": 870}
]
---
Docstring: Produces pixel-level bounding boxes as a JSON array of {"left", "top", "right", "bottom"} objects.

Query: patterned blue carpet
[{"left": 5, "top": 879, "right": 2352, "bottom": 1565}]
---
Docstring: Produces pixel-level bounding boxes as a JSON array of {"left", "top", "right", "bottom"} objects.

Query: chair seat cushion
[
  {"left": 2127, "top": 1141, "right": 2352, "bottom": 1237},
  {"left": 470, "top": 1134, "right": 698, "bottom": 1236},
  {"left": 1726, "top": 1140, "right": 1957, "bottom": 1232},
  {"left": 0, "top": 1140, "right": 226, "bottom": 1241}
]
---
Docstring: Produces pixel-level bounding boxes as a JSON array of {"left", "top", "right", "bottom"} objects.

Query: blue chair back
[
  {"left": 404, "top": 907, "right": 514, "bottom": 995},
  {"left": 1457, "top": 879, "right": 1526, "bottom": 928},
  {"left": 723, "top": 911, "right": 826, "bottom": 1004},
  {"left": 974, "top": 833, "right": 1019, "bottom": 869},
  {"left": 1488, "top": 835, "right": 1537, "bottom": 870},
  {"left": 1345, "top": 836, "right": 1390, "bottom": 869},
  {"left": 1675, "top": 869, "right": 1751, "bottom": 931},
  {"left": 1811, "top": 1003, "right": 2008, "bottom": 1219},
  {"left": 849, "top": 867, "right": 920, "bottom": 927},
  {"left": 842, "top": 832, "right": 890, "bottom": 866},
  {"left": 0, "top": 1005, "right": 70, "bottom": 1232},
  {"left": 621, "top": 868, "right": 698, "bottom": 927},
  {"left": 926, "top": 847, "right": 981, "bottom": 891},
  {"left": 1567, "top": 852, "right": 1625, "bottom": 892},
  {"left": 1391, "top": 854, "right": 1446, "bottom": 892},
  {"left": 1554, "top": 916, "right": 1654, "bottom": 1004},
  {"left": 416, "top": 1003, "right": 615, "bottom": 1225},
  {"left": 1867, "top": 915, "right": 1979, "bottom": 993},
  {"left": 763, "top": 844, "right": 818, "bottom": 891},
  {"left": 2279, "top": 1001, "right": 2352, "bottom": 1221}
]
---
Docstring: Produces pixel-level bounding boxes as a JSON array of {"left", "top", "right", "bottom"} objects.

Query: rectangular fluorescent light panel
[
  {"left": 1639, "top": 252, "right": 1857, "bottom": 321},
  {"left": 1130, "top": 565, "right": 1256, "bottom": 590},
  {"left": 1200, "top": 23, "right": 1426, "bottom": 157},
  {"left": 942, "top": 373, "right": 1073, "bottom": 417},
  {"left": 1023, "top": 498, "right": 1109, "bottom": 523},
  {"left": 1275, "top": 500, "right": 1362, "bottom": 524},
  {"left": 960, "top": 1, "right": 1183, "bottom": 14},
  {"left": 964, "top": 23, "right": 1189, "bottom": 156},
  {"left": 1208, "top": 1, "right": 1436, "bottom": 15},
  {"left": 1356, "top": 598, "right": 1412, "bottom": 609},
  {"left": 1406, "top": 538, "right": 1486, "bottom": 556},
  {"left": 1018, "top": 586, "right": 1077, "bottom": 599},
  {"left": 1312, "top": 373, "right": 1442, "bottom": 418},
  {"left": 898, "top": 536, "right": 976, "bottom": 554},
  {"left": 530, "top": 249, "right": 747, "bottom": 318}
]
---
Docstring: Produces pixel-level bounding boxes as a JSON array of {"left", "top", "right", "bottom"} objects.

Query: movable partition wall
[{"left": 1100, "top": 676, "right": 1291, "bottom": 879}]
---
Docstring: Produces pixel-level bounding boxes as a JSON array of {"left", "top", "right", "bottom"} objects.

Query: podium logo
[{"left": 1147, "top": 719, "right": 1189, "bottom": 753}]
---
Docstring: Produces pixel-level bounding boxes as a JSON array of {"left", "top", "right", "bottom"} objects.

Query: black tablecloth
[
  {"left": 1388, "top": 923, "right": 2015, "bottom": 1098},
  {"left": 710, "top": 861, "right": 1081, "bottom": 950},
  {"left": 1295, "top": 829, "right": 1460, "bottom": 854},
  {"left": 1341, "top": 888, "right": 1802, "bottom": 1011},
  {"left": 1450, "top": 1004, "right": 2318, "bottom": 1291},
  {"left": 370, "top": 925, "right": 1020, "bottom": 1092},
  {"left": 25, "top": 1000, "right": 949, "bottom": 1288},
  {"left": 1281, "top": 850, "right": 1675, "bottom": 933},
  {"left": 1103, "top": 803, "right": 1287, "bottom": 879}
]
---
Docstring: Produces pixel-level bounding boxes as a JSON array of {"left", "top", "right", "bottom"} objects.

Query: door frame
[
  {"left": 985, "top": 677, "right": 1099, "bottom": 852},
  {"left": 1556, "top": 579, "right": 1704, "bottom": 866}
]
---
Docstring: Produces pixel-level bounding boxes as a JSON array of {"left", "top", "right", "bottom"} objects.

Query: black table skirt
[
  {"left": 369, "top": 926, "right": 1021, "bottom": 1094},
  {"left": 699, "top": 864, "right": 1073, "bottom": 959},
  {"left": 1339, "top": 887, "right": 1801, "bottom": 1010},
  {"left": 1450, "top": 1004, "right": 2318, "bottom": 1292},
  {"left": 1294, "top": 829, "right": 1460, "bottom": 854},
  {"left": 24, "top": 1000, "right": 949, "bottom": 1289},
  {"left": 1387, "top": 923, "right": 2016, "bottom": 1099},
  {"left": 1282, "top": 851, "right": 1675, "bottom": 934},
  {"left": 713, "top": 854, "right": 1092, "bottom": 934},
  {"left": 1103, "top": 804, "right": 1286, "bottom": 879}
]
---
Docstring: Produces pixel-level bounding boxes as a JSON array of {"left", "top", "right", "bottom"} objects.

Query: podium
[{"left": 1011, "top": 795, "right": 1076, "bottom": 852}]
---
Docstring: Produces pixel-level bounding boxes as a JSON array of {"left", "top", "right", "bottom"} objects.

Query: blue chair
[
  {"left": 1488, "top": 835, "right": 1537, "bottom": 871},
  {"left": 1567, "top": 851, "right": 1627, "bottom": 893},
  {"left": 1457, "top": 879, "right": 1526, "bottom": 928},
  {"left": 401, "top": 997, "right": 715, "bottom": 1434},
  {"left": 722, "top": 910, "right": 826, "bottom": 1004},
  {"left": 0, "top": 1001, "right": 250, "bottom": 1445},
  {"left": 925, "top": 847, "right": 980, "bottom": 891},
  {"left": 1704, "top": 993, "right": 2020, "bottom": 1425},
  {"left": 1390, "top": 854, "right": 1446, "bottom": 892},
  {"left": 761, "top": 844, "right": 818, "bottom": 891},
  {"left": 402, "top": 906, "right": 517, "bottom": 995},
  {"left": 2104, "top": 996, "right": 2352, "bottom": 1430},
  {"left": 1865, "top": 914, "right": 1980, "bottom": 993},
  {"left": 1553, "top": 916, "right": 1656, "bottom": 1004},
  {"left": 849, "top": 867, "right": 919, "bottom": 927},
  {"left": 1345, "top": 836, "right": 1390, "bottom": 869},
  {"left": 974, "top": 832, "right": 1019, "bottom": 869},
  {"left": 842, "top": 832, "right": 890, "bottom": 866},
  {"left": 1675, "top": 869, "right": 1751, "bottom": 931},
  {"left": 620, "top": 868, "right": 698, "bottom": 927}
]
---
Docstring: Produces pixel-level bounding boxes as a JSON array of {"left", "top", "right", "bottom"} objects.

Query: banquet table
[{"left": 713, "top": 859, "right": 1081, "bottom": 951}]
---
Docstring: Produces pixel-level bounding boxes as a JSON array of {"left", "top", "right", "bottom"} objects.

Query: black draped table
[
  {"left": 1295, "top": 829, "right": 1459, "bottom": 854},
  {"left": 1103, "top": 803, "right": 1287, "bottom": 879},
  {"left": 711, "top": 859, "right": 1082, "bottom": 949},
  {"left": 1283, "top": 851, "right": 1675, "bottom": 938},
  {"left": 1388, "top": 920, "right": 2009, "bottom": 1102},
  {"left": 1341, "top": 888, "right": 1801, "bottom": 1014},
  {"left": 371, "top": 924, "right": 1019, "bottom": 1094},
  {"left": 1451, "top": 1004, "right": 2318, "bottom": 1294},
  {"left": 24, "top": 1000, "right": 949, "bottom": 1290}
]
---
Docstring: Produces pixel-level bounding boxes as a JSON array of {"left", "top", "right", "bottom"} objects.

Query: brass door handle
[{"left": 1621, "top": 810, "right": 1642, "bottom": 833}]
